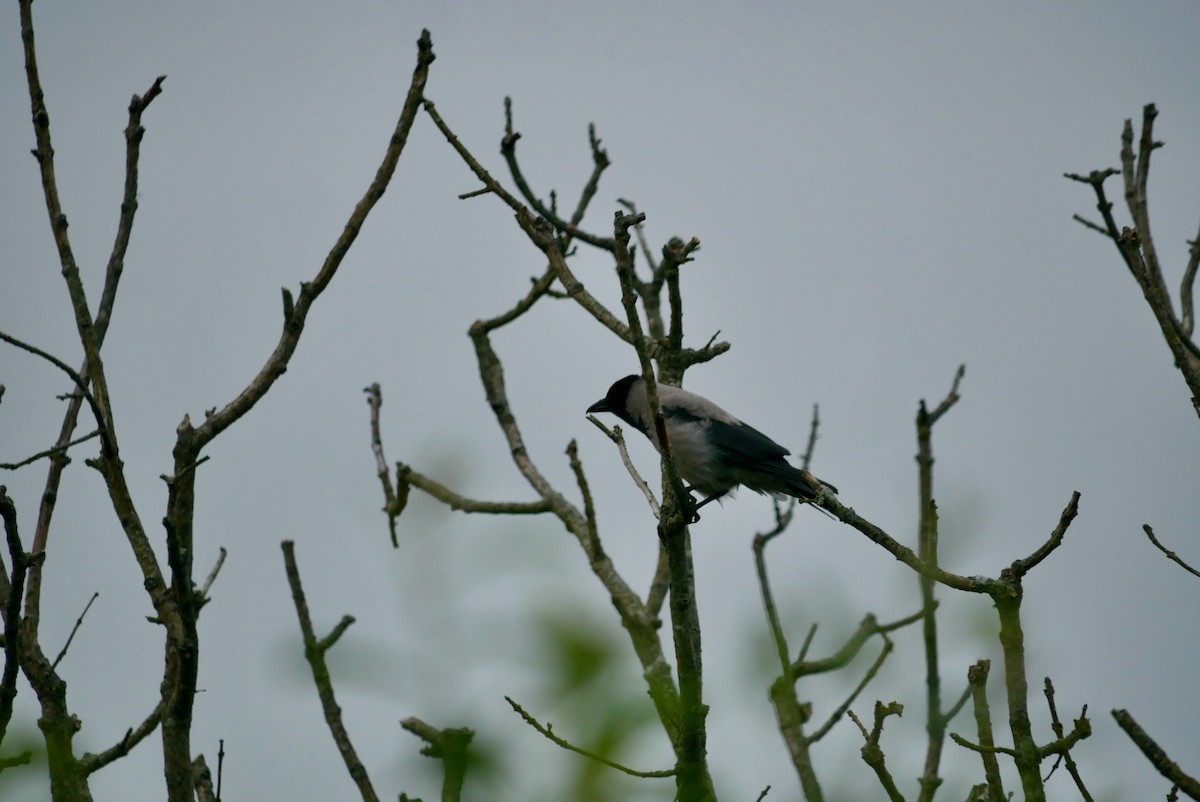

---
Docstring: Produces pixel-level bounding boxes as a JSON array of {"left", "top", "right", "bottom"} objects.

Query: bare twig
[
  {"left": 398, "top": 464, "right": 553, "bottom": 515},
  {"left": 807, "top": 636, "right": 894, "bottom": 744},
  {"left": 587, "top": 416, "right": 660, "bottom": 517},
  {"left": 566, "top": 440, "right": 598, "bottom": 541},
  {"left": 1113, "top": 709, "right": 1200, "bottom": 800},
  {"left": 282, "top": 541, "right": 379, "bottom": 802},
  {"left": 186, "top": 31, "right": 435, "bottom": 453},
  {"left": 1005, "top": 492, "right": 1081, "bottom": 579},
  {"left": 50, "top": 591, "right": 99, "bottom": 669},
  {"left": 915, "top": 366, "right": 965, "bottom": 802},
  {"left": 505, "top": 696, "right": 674, "bottom": 779},
  {"left": 500, "top": 97, "right": 615, "bottom": 251},
  {"left": 0, "top": 330, "right": 106, "bottom": 440},
  {"left": 959, "top": 660, "right": 1005, "bottom": 801},
  {"left": 364, "top": 384, "right": 400, "bottom": 547},
  {"left": 753, "top": 502, "right": 798, "bottom": 673},
  {"left": 1182, "top": 223, "right": 1200, "bottom": 337},
  {"left": 1042, "top": 678, "right": 1093, "bottom": 799},
  {"left": 0, "top": 488, "right": 31, "bottom": 748},
  {"left": 1141, "top": 525, "right": 1200, "bottom": 578},
  {"left": 0, "top": 429, "right": 100, "bottom": 470},
  {"left": 661, "top": 237, "right": 701, "bottom": 355},
  {"left": 950, "top": 733, "right": 1016, "bottom": 757},
  {"left": 198, "top": 547, "right": 228, "bottom": 604},
  {"left": 79, "top": 700, "right": 165, "bottom": 774},
  {"left": 799, "top": 404, "right": 821, "bottom": 472},
  {"left": 848, "top": 702, "right": 908, "bottom": 802},
  {"left": 813, "top": 482, "right": 1081, "bottom": 595}
]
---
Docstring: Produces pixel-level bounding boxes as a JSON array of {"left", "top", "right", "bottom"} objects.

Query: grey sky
[{"left": 2, "top": 1, "right": 1198, "bottom": 800}]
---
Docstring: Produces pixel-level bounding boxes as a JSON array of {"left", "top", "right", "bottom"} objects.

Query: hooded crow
[{"left": 588, "top": 374, "right": 836, "bottom": 512}]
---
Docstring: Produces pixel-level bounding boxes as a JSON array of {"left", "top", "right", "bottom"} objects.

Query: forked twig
[{"left": 505, "top": 696, "right": 674, "bottom": 779}]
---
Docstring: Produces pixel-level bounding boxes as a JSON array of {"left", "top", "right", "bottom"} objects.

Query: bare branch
[
  {"left": 961, "top": 660, "right": 1005, "bottom": 801},
  {"left": 587, "top": 416, "right": 660, "bottom": 517},
  {"left": 848, "top": 702, "right": 908, "bottom": 802},
  {"left": 217, "top": 739, "right": 225, "bottom": 801},
  {"left": 505, "top": 696, "right": 674, "bottom": 779},
  {"left": 809, "top": 483, "right": 988, "bottom": 593},
  {"left": 0, "top": 488, "right": 31, "bottom": 747},
  {"left": 79, "top": 700, "right": 165, "bottom": 774},
  {"left": 425, "top": 101, "right": 638, "bottom": 345},
  {"left": 1181, "top": 223, "right": 1200, "bottom": 337},
  {"left": 566, "top": 440, "right": 598, "bottom": 542},
  {"left": 363, "top": 384, "right": 399, "bottom": 547},
  {"left": 661, "top": 237, "right": 701, "bottom": 354},
  {"left": 753, "top": 503, "right": 798, "bottom": 674},
  {"left": 915, "top": 366, "right": 966, "bottom": 802},
  {"left": 500, "top": 97, "right": 615, "bottom": 250},
  {"left": 0, "top": 330, "right": 106, "bottom": 441},
  {"left": 799, "top": 404, "right": 821, "bottom": 472},
  {"left": 0, "top": 429, "right": 100, "bottom": 471},
  {"left": 1142, "top": 525, "right": 1200, "bottom": 578},
  {"left": 1071, "top": 213, "right": 1111, "bottom": 236},
  {"left": 646, "top": 542, "right": 670, "bottom": 619},
  {"left": 950, "top": 733, "right": 1017, "bottom": 758},
  {"left": 399, "top": 463, "right": 553, "bottom": 516},
  {"left": 460, "top": 295, "right": 683, "bottom": 750},
  {"left": 282, "top": 541, "right": 379, "bottom": 802},
  {"left": 50, "top": 591, "right": 99, "bottom": 670},
  {"left": 198, "top": 547, "right": 228, "bottom": 604},
  {"left": 1113, "top": 709, "right": 1200, "bottom": 800},
  {"left": 807, "top": 637, "right": 893, "bottom": 744},
  {"left": 1040, "top": 678, "right": 1093, "bottom": 800},
  {"left": 790, "top": 610, "right": 922, "bottom": 680},
  {"left": 189, "top": 30, "right": 435, "bottom": 452},
  {"left": 1005, "top": 491, "right": 1080, "bottom": 580}
]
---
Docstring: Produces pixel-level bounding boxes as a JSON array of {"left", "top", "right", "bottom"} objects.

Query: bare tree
[{"left": 1, "top": 3, "right": 432, "bottom": 798}]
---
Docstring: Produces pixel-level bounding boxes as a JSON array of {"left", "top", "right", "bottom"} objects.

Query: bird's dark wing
[{"left": 705, "top": 418, "right": 792, "bottom": 467}]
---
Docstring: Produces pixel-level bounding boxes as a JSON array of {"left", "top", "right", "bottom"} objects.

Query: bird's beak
[{"left": 586, "top": 398, "right": 610, "bottom": 414}]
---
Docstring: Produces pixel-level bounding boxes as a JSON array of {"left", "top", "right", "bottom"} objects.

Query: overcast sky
[{"left": 2, "top": 2, "right": 1199, "bottom": 800}]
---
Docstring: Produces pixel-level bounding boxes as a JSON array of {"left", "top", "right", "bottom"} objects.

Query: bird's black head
[{"left": 587, "top": 374, "right": 640, "bottom": 426}]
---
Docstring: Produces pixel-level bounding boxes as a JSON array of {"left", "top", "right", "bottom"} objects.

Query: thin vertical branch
[
  {"left": 1042, "top": 678, "right": 1093, "bottom": 801},
  {"left": 282, "top": 541, "right": 379, "bottom": 802},
  {"left": 915, "top": 365, "right": 965, "bottom": 802},
  {"left": 0, "top": 488, "right": 31, "bottom": 753},
  {"left": 964, "top": 661, "right": 1005, "bottom": 802},
  {"left": 364, "top": 384, "right": 400, "bottom": 548},
  {"left": 612, "top": 211, "right": 714, "bottom": 802}
]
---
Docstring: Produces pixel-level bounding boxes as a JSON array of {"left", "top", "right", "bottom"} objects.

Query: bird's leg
[{"left": 684, "top": 491, "right": 726, "bottom": 523}]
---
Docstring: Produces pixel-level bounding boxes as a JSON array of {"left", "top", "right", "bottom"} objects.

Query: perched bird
[{"left": 587, "top": 374, "right": 837, "bottom": 513}]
